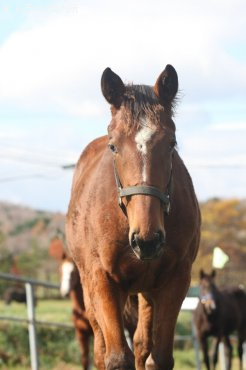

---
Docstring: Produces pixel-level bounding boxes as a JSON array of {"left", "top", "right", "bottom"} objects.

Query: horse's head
[
  {"left": 101, "top": 65, "right": 178, "bottom": 260},
  {"left": 49, "top": 238, "right": 79, "bottom": 297},
  {"left": 59, "top": 257, "right": 79, "bottom": 297},
  {"left": 199, "top": 269, "right": 217, "bottom": 314}
]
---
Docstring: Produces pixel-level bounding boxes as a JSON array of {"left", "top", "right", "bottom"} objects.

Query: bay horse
[
  {"left": 49, "top": 238, "right": 93, "bottom": 370},
  {"left": 49, "top": 238, "right": 137, "bottom": 369},
  {"left": 66, "top": 65, "right": 201, "bottom": 370},
  {"left": 193, "top": 269, "right": 246, "bottom": 370}
]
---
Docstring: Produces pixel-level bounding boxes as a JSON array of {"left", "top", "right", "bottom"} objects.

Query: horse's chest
[{"left": 104, "top": 253, "right": 166, "bottom": 292}]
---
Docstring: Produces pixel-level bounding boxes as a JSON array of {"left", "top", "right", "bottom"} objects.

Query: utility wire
[
  {"left": 0, "top": 155, "right": 75, "bottom": 169},
  {"left": 0, "top": 174, "right": 46, "bottom": 183},
  {"left": 0, "top": 171, "right": 71, "bottom": 183}
]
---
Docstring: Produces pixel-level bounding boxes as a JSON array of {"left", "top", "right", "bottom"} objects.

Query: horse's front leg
[
  {"left": 200, "top": 334, "right": 210, "bottom": 370},
  {"left": 223, "top": 336, "right": 233, "bottom": 370},
  {"left": 237, "top": 331, "right": 244, "bottom": 370},
  {"left": 133, "top": 293, "right": 153, "bottom": 370},
  {"left": 84, "top": 267, "right": 134, "bottom": 370},
  {"left": 212, "top": 337, "right": 220, "bottom": 370},
  {"left": 75, "top": 327, "right": 91, "bottom": 370},
  {"left": 146, "top": 268, "right": 191, "bottom": 370}
]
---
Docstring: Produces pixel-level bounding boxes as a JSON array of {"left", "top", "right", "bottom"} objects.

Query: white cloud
[
  {"left": 0, "top": 0, "right": 246, "bottom": 210},
  {"left": 211, "top": 121, "right": 246, "bottom": 131},
  {"left": 0, "top": 0, "right": 245, "bottom": 116}
]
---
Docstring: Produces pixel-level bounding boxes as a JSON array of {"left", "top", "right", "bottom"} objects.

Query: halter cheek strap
[{"left": 113, "top": 159, "right": 172, "bottom": 216}]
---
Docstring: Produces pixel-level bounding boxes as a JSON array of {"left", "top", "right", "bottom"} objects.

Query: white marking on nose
[
  {"left": 60, "top": 261, "right": 74, "bottom": 297},
  {"left": 135, "top": 122, "right": 156, "bottom": 182}
]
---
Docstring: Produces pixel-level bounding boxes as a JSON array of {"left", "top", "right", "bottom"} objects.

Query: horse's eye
[{"left": 108, "top": 144, "right": 118, "bottom": 153}]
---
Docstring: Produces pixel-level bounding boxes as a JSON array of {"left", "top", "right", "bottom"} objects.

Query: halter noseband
[{"left": 113, "top": 158, "right": 172, "bottom": 216}]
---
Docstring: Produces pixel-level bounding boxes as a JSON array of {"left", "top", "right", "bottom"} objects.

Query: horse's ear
[
  {"left": 101, "top": 68, "right": 125, "bottom": 108},
  {"left": 211, "top": 269, "right": 216, "bottom": 278},
  {"left": 49, "top": 238, "right": 66, "bottom": 260},
  {"left": 154, "top": 64, "right": 178, "bottom": 108},
  {"left": 199, "top": 269, "right": 205, "bottom": 279}
]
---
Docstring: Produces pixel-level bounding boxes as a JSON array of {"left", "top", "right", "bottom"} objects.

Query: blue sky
[{"left": 0, "top": 0, "right": 246, "bottom": 212}]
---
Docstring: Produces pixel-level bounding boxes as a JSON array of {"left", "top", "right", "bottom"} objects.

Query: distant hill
[
  {"left": 0, "top": 199, "right": 245, "bottom": 288},
  {"left": 0, "top": 202, "right": 65, "bottom": 289},
  {"left": 0, "top": 202, "right": 65, "bottom": 255}
]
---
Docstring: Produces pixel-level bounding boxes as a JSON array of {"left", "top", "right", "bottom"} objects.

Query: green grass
[
  {"left": 0, "top": 299, "right": 82, "bottom": 369},
  {"left": 0, "top": 300, "right": 242, "bottom": 369},
  {"left": 0, "top": 298, "right": 72, "bottom": 323},
  {"left": 173, "top": 348, "right": 197, "bottom": 369}
]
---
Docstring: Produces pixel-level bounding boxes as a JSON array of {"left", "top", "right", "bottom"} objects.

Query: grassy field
[
  {"left": 0, "top": 298, "right": 72, "bottom": 324},
  {"left": 0, "top": 299, "right": 241, "bottom": 369}
]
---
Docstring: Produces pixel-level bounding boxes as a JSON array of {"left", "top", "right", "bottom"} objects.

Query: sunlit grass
[
  {"left": 0, "top": 298, "right": 73, "bottom": 323},
  {"left": 0, "top": 300, "right": 242, "bottom": 369}
]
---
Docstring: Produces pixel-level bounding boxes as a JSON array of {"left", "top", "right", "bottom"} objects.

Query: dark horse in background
[
  {"left": 3, "top": 286, "right": 26, "bottom": 305},
  {"left": 193, "top": 269, "right": 246, "bottom": 370},
  {"left": 49, "top": 238, "right": 137, "bottom": 370},
  {"left": 66, "top": 65, "right": 201, "bottom": 370}
]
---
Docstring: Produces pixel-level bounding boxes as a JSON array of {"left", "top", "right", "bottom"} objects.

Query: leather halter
[{"left": 113, "top": 158, "right": 172, "bottom": 216}]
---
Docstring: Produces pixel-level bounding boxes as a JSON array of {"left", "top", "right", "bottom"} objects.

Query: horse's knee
[
  {"left": 94, "top": 354, "right": 105, "bottom": 370},
  {"left": 105, "top": 350, "right": 135, "bottom": 370},
  {"left": 134, "top": 338, "right": 150, "bottom": 369},
  {"left": 93, "top": 333, "right": 106, "bottom": 370},
  {"left": 133, "top": 326, "right": 152, "bottom": 369}
]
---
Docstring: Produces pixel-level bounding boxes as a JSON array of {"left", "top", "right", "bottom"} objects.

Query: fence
[
  {"left": 1, "top": 272, "right": 244, "bottom": 370},
  {"left": 0, "top": 272, "right": 73, "bottom": 370}
]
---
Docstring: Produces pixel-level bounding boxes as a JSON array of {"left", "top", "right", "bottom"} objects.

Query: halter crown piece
[{"left": 113, "top": 159, "right": 172, "bottom": 216}]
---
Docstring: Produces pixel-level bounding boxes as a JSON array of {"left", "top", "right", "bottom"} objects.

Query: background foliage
[
  {"left": 0, "top": 199, "right": 245, "bottom": 368},
  {"left": 192, "top": 198, "right": 246, "bottom": 286},
  {"left": 1, "top": 199, "right": 245, "bottom": 290}
]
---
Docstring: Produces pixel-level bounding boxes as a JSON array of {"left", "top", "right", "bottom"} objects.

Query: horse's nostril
[
  {"left": 130, "top": 232, "right": 138, "bottom": 249},
  {"left": 155, "top": 230, "right": 166, "bottom": 245}
]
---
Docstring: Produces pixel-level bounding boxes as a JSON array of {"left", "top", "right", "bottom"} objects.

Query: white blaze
[
  {"left": 60, "top": 261, "right": 74, "bottom": 297},
  {"left": 135, "top": 123, "right": 156, "bottom": 182}
]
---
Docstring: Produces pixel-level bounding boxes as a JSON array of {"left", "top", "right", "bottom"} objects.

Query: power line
[
  {"left": 0, "top": 155, "right": 75, "bottom": 169},
  {"left": 0, "top": 174, "right": 45, "bottom": 183},
  {"left": 0, "top": 171, "right": 70, "bottom": 183},
  {"left": 0, "top": 145, "right": 77, "bottom": 169},
  {"left": 0, "top": 141, "right": 76, "bottom": 162},
  {"left": 62, "top": 164, "right": 76, "bottom": 169}
]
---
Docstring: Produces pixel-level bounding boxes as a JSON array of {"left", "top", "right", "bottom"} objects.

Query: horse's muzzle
[{"left": 130, "top": 231, "right": 165, "bottom": 260}]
